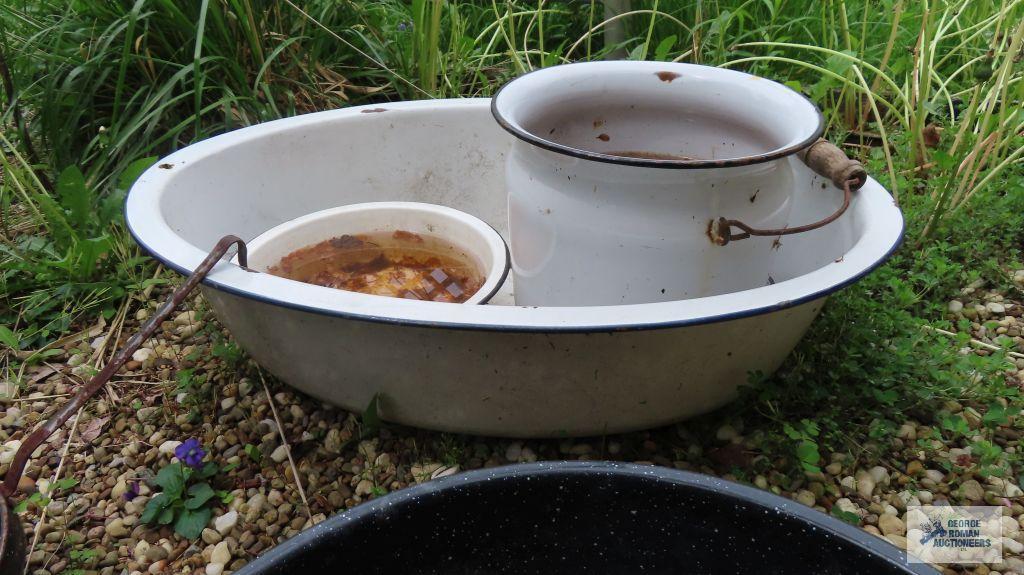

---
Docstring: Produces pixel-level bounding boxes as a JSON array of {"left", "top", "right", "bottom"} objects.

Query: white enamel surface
[
  {"left": 126, "top": 99, "right": 899, "bottom": 330},
  {"left": 506, "top": 142, "right": 800, "bottom": 305},
  {"left": 125, "top": 98, "right": 901, "bottom": 436},
  {"left": 236, "top": 202, "right": 509, "bottom": 305},
  {"left": 494, "top": 62, "right": 822, "bottom": 306},
  {"left": 491, "top": 61, "right": 822, "bottom": 164}
]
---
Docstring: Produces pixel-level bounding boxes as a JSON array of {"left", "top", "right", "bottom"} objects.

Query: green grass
[{"left": 1, "top": 0, "right": 1022, "bottom": 476}]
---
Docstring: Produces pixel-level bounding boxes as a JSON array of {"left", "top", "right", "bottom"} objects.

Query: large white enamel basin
[{"left": 126, "top": 98, "right": 902, "bottom": 437}]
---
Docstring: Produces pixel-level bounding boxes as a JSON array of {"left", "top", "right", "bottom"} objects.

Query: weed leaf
[
  {"left": 185, "top": 482, "right": 215, "bottom": 509},
  {"left": 140, "top": 493, "right": 170, "bottom": 524},
  {"left": 174, "top": 507, "right": 212, "bottom": 540},
  {"left": 155, "top": 463, "right": 185, "bottom": 498},
  {"left": 56, "top": 166, "right": 91, "bottom": 231},
  {"left": 0, "top": 326, "right": 19, "bottom": 349}
]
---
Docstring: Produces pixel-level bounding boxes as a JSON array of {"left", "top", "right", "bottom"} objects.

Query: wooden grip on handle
[{"left": 798, "top": 138, "right": 867, "bottom": 191}]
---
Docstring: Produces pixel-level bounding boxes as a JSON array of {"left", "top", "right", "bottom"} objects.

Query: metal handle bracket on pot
[
  {"left": 710, "top": 139, "right": 867, "bottom": 246},
  {"left": 0, "top": 235, "right": 248, "bottom": 575}
]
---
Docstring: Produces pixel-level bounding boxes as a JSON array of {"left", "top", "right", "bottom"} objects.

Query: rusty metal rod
[
  {"left": 0, "top": 235, "right": 247, "bottom": 498},
  {"left": 711, "top": 178, "right": 856, "bottom": 246}
]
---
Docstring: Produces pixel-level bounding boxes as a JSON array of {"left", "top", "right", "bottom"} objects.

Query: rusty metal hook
[
  {"left": 709, "top": 139, "right": 867, "bottom": 246},
  {"left": 0, "top": 235, "right": 247, "bottom": 575}
]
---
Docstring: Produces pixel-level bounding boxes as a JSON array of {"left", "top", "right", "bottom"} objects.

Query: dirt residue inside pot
[{"left": 269, "top": 230, "right": 483, "bottom": 303}]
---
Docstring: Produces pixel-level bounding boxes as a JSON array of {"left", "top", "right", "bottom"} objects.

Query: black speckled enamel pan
[{"left": 236, "top": 462, "right": 935, "bottom": 574}]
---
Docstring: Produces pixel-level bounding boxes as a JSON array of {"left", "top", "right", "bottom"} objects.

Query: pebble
[
  {"left": 137, "top": 407, "right": 160, "bottom": 422},
  {"left": 324, "top": 429, "right": 345, "bottom": 454},
  {"left": 354, "top": 479, "right": 374, "bottom": 496},
  {"left": 210, "top": 541, "right": 231, "bottom": 564},
  {"left": 214, "top": 510, "right": 238, "bottom": 535},
  {"left": 878, "top": 514, "right": 905, "bottom": 536},
  {"left": 1003, "top": 537, "right": 1024, "bottom": 554},
  {"left": 267, "top": 490, "right": 284, "bottom": 506},
  {"left": 132, "top": 347, "right": 155, "bottom": 363},
  {"left": 715, "top": 424, "right": 739, "bottom": 442},
  {"left": 206, "top": 563, "right": 224, "bottom": 575},
  {"left": 270, "top": 444, "right": 289, "bottom": 463},
  {"left": 839, "top": 476, "right": 856, "bottom": 493},
  {"left": 795, "top": 490, "right": 816, "bottom": 507},
  {"left": 948, "top": 300, "right": 964, "bottom": 313},
  {"left": 133, "top": 540, "right": 150, "bottom": 562},
  {"left": 106, "top": 518, "right": 127, "bottom": 538},
  {"left": 174, "top": 311, "right": 198, "bottom": 326},
  {"left": 1, "top": 440, "right": 22, "bottom": 465},
  {"left": 835, "top": 498, "right": 860, "bottom": 516},
  {"left": 867, "top": 466, "right": 890, "bottom": 487},
  {"left": 960, "top": 479, "right": 985, "bottom": 502},
  {"left": 885, "top": 534, "right": 907, "bottom": 550},
  {"left": 17, "top": 476, "right": 36, "bottom": 494},
  {"left": 505, "top": 442, "right": 522, "bottom": 462},
  {"left": 158, "top": 440, "right": 182, "bottom": 455},
  {"left": 202, "top": 528, "right": 223, "bottom": 545},
  {"left": 144, "top": 546, "right": 168, "bottom": 562},
  {"left": 855, "top": 471, "right": 876, "bottom": 499},
  {"left": 986, "top": 302, "right": 1006, "bottom": 315},
  {"left": 905, "top": 460, "right": 923, "bottom": 476},
  {"left": 1001, "top": 516, "right": 1019, "bottom": 537}
]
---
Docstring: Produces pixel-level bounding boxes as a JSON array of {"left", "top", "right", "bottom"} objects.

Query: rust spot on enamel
[
  {"left": 655, "top": 71, "right": 681, "bottom": 83},
  {"left": 360, "top": 108, "right": 388, "bottom": 113},
  {"left": 593, "top": 119, "right": 605, "bottom": 128},
  {"left": 596, "top": 133, "right": 610, "bottom": 142},
  {"left": 158, "top": 163, "right": 174, "bottom": 169}
]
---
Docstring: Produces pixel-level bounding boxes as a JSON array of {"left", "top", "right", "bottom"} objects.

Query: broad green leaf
[
  {"left": 117, "top": 156, "right": 158, "bottom": 192},
  {"left": 198, "top": 461, "right": 219, "bottom": 479},
  {"left": 654, "top": 35, "right": 676, "bottom": 61},
  {"left": 185, "top": 482, "right": 215, "bottom": 509},
  {"left": 982, "top": 403, "right": 1009, "bottom": 427},
  {"left": 174, "top": 507, "right": 212, "bottom": 540},
  {"left": 141, "top": 493, "right": 170, "bottom": 524},
  {"left": 155, "top": 464, "right": 185, "bottom": 498},
  {"left": 31, "top": 191, "right": 76, "bottom": 249},
  {"left": 56, "top": 166, "right": 91, "bottom": 231},
  {"left": 796, "top": 440, "right": 820, "bottom": 465},
  {"left": 53, "top": 478, "right": 78, "bottom": 491},
  {"left": 0, "top": 326, "right": 19, "bottom": 349},
  {"left": 158, "top": 506, "right": 175, "bottom": 525}
]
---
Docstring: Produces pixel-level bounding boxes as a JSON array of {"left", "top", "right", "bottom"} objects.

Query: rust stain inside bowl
[
  {"left": 269, "top": 231, "right": 483, "bottom": 303},
  {"left": 608, "top": 150, "right": 700, "bottom": 161}
]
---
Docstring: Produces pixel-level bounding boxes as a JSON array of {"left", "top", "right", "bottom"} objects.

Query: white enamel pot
[
  {"left": 234, "top": 202, "right": 509, "bottom": 305},
  {"left": 125, "top": 99, "right": 902, "bottom": 438},
  {"left": 492, "top": 61, "right": 825, "bottom": 306}
]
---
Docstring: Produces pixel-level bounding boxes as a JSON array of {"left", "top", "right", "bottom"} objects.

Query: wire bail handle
[{"left": 710, "top": 138, "right": 867, "bottom": 246}]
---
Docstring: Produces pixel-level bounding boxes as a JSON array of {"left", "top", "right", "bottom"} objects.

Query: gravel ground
[{"left": 2, "top": 272, "right": 1023, "bottom": 575}]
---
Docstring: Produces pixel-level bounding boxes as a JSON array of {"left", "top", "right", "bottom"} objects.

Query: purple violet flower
[
  {"left": 123, "top": 481, "right": 140, "bottom": 501},
  {"left": 174, "top": 438, "right": 206, "bottom": 469}
]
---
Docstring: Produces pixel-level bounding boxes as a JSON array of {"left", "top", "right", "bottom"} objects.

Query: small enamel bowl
[{"left": 236, "top": 202, "right": 510, "bottom": 305}]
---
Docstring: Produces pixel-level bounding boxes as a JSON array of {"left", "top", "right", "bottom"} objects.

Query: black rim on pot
[{"left": 237, "top": 461, "right": 935, "bottom": 574}]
